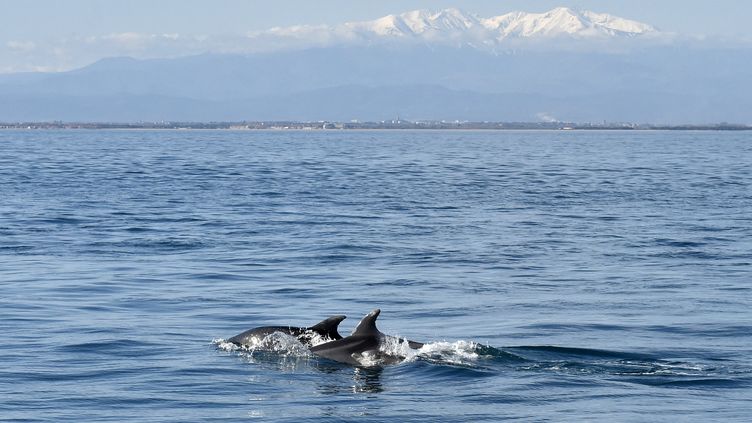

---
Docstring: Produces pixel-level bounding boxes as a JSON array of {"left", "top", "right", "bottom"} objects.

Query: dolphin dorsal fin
[
  {"left": 352, "top": 309, "right": 381, "bottom": 336},
  {"left": 308, "top": 315, "right": 346, "bottom": 340}
]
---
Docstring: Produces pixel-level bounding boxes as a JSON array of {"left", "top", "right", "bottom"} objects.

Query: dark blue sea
[{"left": 1, "top": 129, "right": 751, "bottom": 422}]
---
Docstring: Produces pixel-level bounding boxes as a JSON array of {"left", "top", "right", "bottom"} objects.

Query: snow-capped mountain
[
  {"left": 344, "top": 8, "right": 481, "bottom": 37},
  {"left": 482, "top": 7, "right": 656, "bottom": 38},
  {"left": 256, "top": 7, "right": 658, "bottom": 49}
]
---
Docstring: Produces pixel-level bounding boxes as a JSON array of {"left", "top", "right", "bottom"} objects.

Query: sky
[{"left": 2, "top": 0, "right": 751, "bottom": 73}]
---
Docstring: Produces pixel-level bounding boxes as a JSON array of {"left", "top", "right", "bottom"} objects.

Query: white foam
[
  {"left": 213, "top": 338, "right": 240, "bottom": 351},
  {"left": 413, "top": 340, "right": 481, "bottom": 365},
  {"left": 213, "top": 332, "right": 312, "bottom": 357},
  {"left": 379, "top": 336, "right": 418, "bottom": 358},
  {"left": 306, "top": 331, "right": 337, "bottom": 347},
  {"left": 352, "top": 350, "right": 382, "bottom": 367},
  {"left": 355, "top": 338, "right": 482, "bottom": 367}
]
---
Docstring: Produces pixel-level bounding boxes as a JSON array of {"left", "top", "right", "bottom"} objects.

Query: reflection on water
[
  {"left": 352, "top": 367, "right": 384, "bottom": 394},
  {"left": 311, "top": 363, "right": 384, "bottom": 395}
]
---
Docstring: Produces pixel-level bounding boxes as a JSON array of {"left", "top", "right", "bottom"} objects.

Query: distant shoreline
[{"left": 1, "top": 121, "right": 750, "bottom": 131}]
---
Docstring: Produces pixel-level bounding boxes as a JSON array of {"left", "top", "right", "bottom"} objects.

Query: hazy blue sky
[
  {"left": 3, "top": 0, "right": 751, "bottom": 38},
  {"left": 1, "top": 0, "right": 750, "bottom": 72}
]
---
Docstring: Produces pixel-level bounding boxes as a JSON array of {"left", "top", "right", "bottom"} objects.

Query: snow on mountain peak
[
  {"left": 482, "top": 7, "right": 656, "bottom": 38},
  {"left": 343, "top": 7, "right": 656, "bottom": 39},
  {"left": 581, "top": 10, "right": 656, "bottom": 35},
  {"left": 411, "top": 8, "right": 481, "bottom": 32},
  {"left": 346, "top": 8, "right": 481, "bottom": 36},
  {"left": 249, "top": 7, "right": 659, "bottom": 51}
]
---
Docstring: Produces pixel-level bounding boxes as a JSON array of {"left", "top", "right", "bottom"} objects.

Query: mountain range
[
  {"left": 1, "top": 7, "right": 750, "bottom": 124},
  {"left": 254, "top": 7, "right": 658, "bottom": 50}
]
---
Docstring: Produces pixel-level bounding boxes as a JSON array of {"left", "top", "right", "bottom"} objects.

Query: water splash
[
  {"left": 214, "top": 332, "right": 312, "bottom": 357},
  {"left": 347, "top": 339, "right": 490, "bottom": 367},
  {"left": 216, "top": 333, "right": 493, "bottom": 367},
  {"left": 412, "top": 341, "right": 482, "bottom": 366}
]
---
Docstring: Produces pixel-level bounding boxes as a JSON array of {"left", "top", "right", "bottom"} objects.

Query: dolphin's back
[
  {"left": 309, "top": 336, "right": 379, "bottom": 366},
  {"left": 228, "top": 326, "right": 306, "bottom": 346},
  {"left": 229, "top": 315, "right": 347, "bottom": 347}
]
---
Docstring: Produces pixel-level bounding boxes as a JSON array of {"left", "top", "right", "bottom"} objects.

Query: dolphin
[
  {"left": 310, "top": 309, "right": 423, "bottom": 366},
  {"left": 228, "top": 315, "right": 346, "bottom": 348}
]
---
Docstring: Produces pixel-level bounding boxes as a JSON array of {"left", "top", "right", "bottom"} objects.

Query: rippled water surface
[{"left": 1, "top": 130, "right": 751, "bottom": 422}]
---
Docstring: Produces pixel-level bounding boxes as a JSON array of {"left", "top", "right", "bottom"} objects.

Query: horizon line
[{"left": 2, "top": 120, "right": 750, "bottom": 131}]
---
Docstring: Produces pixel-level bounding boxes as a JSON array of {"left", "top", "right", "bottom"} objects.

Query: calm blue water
[{"left": 1, "top": 129, "right": 751, "bottom": 422}]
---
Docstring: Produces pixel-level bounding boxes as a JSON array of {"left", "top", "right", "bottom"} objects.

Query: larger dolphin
[
  {"left": 229, "top": 315, "right": 346, "bottom": 348},
  {"left": 310, "top": 309, "right": 423, "bottom": 366}
]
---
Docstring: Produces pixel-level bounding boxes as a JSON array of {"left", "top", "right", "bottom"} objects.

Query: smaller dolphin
[
  {"left": 310, "top": 309, "right": 423, "bottom": 366},
  {"left": 229, "top": 315, "right": 346, "bottom": 348}
]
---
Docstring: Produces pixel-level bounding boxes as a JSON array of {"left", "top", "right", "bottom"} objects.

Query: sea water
[{"left": 1, "top": 130, "right": 750, "bottom": 421}]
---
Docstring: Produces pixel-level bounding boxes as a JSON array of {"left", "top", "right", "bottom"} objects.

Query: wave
[{"left": 213, "top": 335, "right": 747, "bottom": 388}]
